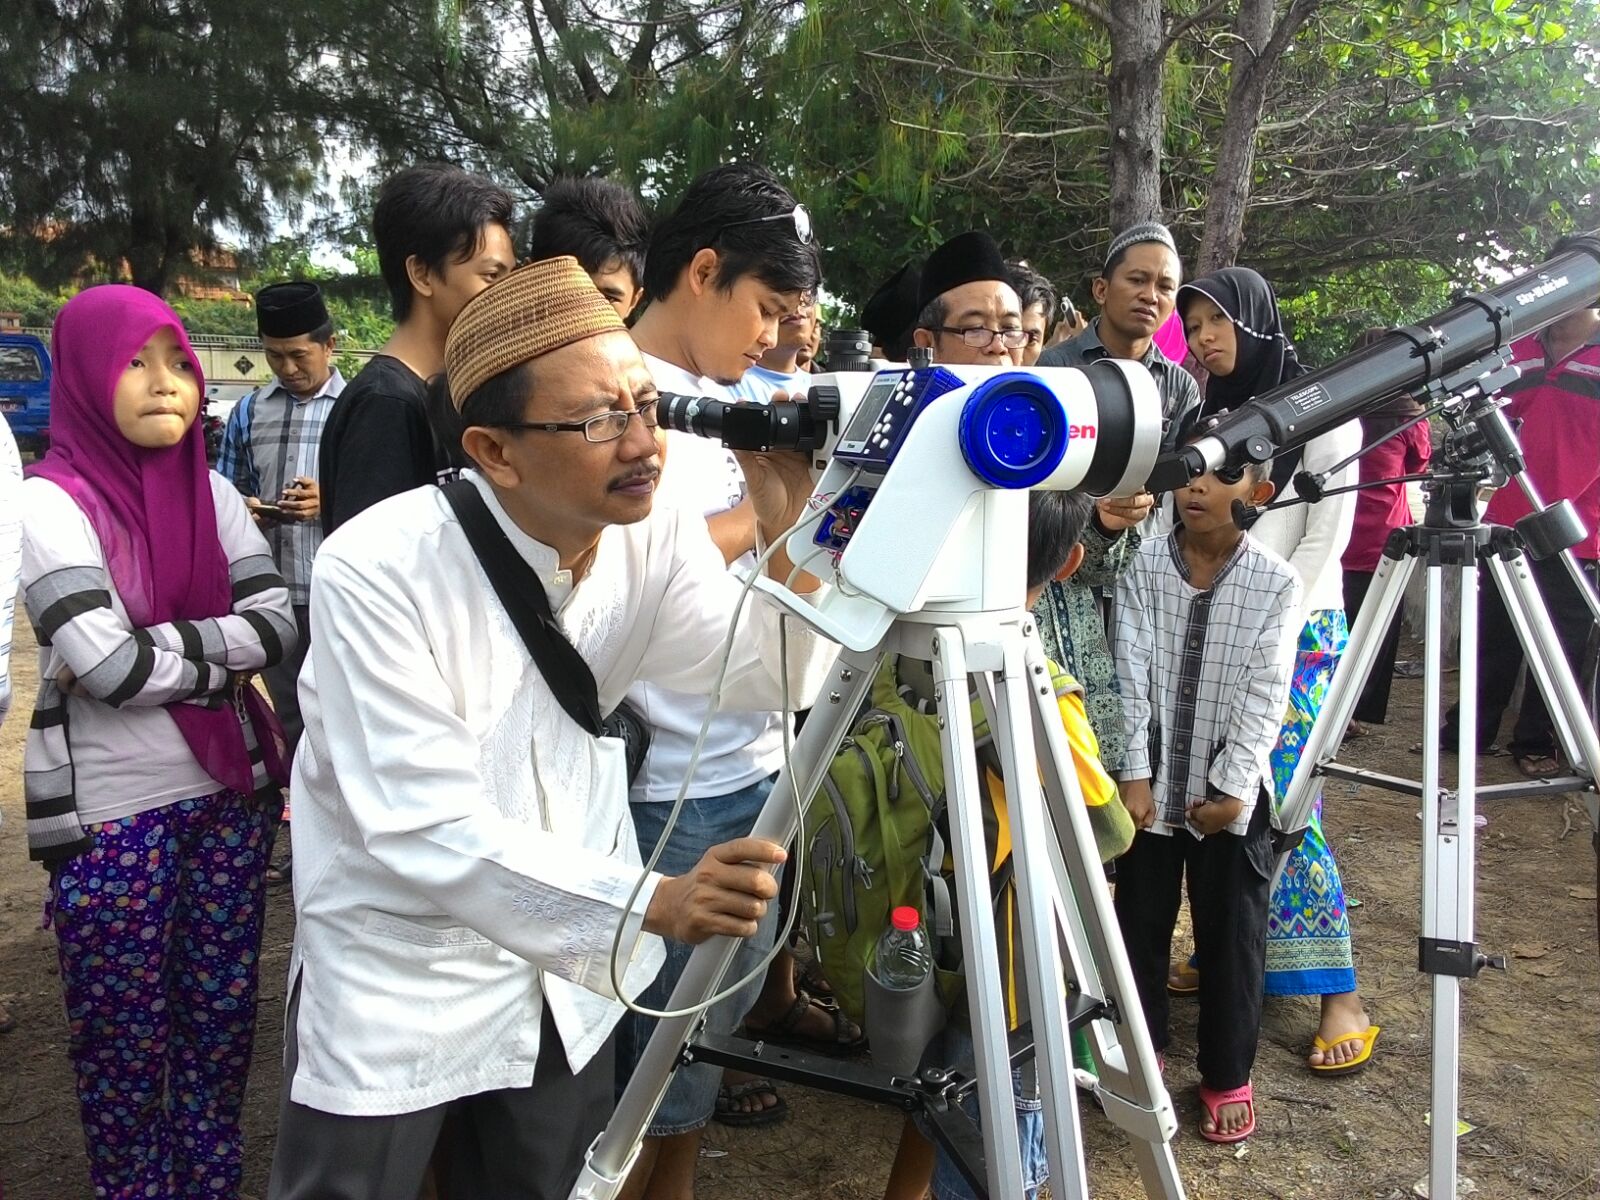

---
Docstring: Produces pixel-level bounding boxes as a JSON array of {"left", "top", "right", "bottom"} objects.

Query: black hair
[
  {"left": 374, "top": 164, "right": 516, "bottom": 322},
  {"left": 425, "top": 360, "right": 536, "bottom": 467},
  {"left": 262, "top": 319, "right": 335, "bottom": 345},
  {"left": 914, "top": 295, "right": 947, "bottom": 332},
  {"left": 1007, "top": 261, "right": 1058, "bottom": 331},
  {"left": 526, "top": 177, "right": 650, "bottom": 283},
  {"left": 641, "top": 162, "right": 821, "bottom": 303},
  {"left": 1027, "top": 491, "right": 1096, "bottom": 590}
]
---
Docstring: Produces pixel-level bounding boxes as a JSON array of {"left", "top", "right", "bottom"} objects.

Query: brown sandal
[
  {"left": 1513, "top": 752, "right": 1562, "bottom": 778},
  {"left": 743, "top": 988, "right": 867, "bottom": 1058}
]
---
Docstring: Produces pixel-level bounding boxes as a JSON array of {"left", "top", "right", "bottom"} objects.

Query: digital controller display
[{"left": 835, "top": 376, "right": 900, "bottom": 456}]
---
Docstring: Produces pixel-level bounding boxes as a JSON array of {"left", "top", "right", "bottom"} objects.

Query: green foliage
[
  {"left": 1277, "top": 262, "right": 1457, "bottom": 367},
  {"left": 4, "top": 0, "right": 1595, "bottom": 359},
  {"left": 0, "top": 272, "right": 72, "bottom": 328},
  {"left": 0, "top": 268, "right": 394, "bottom": 349},
  {"left": 0, "top": 0, "right": 337, "bottom": 293}
]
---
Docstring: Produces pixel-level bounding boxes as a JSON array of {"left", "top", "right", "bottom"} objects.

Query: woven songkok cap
[
  {"left": 1104, "top": 222, "right": 1178, "bottom": 273},
  {"left": 445, "top": 256, "right": 627, "bottom": 411}
]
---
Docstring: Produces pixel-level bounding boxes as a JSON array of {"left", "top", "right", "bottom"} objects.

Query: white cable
[{"left": 609, "top": 467, "right": 861, "bottom": 1018}]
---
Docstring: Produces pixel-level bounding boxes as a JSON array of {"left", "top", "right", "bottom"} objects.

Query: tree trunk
[
  {"left": 1105, "top": 0, "right": 1165, "bottom": 231},
  {"left": 1197, "top": 0, "right": 1321, "bottom": 273}
]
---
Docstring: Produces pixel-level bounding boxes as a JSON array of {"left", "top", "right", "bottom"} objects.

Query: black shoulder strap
[{"left": 441, "top": 478, "right": 604, "bottom": 737}]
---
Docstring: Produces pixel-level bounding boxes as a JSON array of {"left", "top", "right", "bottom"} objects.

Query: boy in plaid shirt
[{"left": 1112, "top": 453, "right": 1300, "bottom": 1143}]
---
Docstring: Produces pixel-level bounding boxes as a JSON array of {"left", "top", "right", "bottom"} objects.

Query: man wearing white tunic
[{"left": 269, "top": 257, "right": 836, "bottom": 1200}]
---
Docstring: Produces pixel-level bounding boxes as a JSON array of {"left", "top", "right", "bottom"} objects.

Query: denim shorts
[
  {"left": 613, "top": 775, "right": 778, "bottom": 1136},
  {"left": 920, "top": 1023, "right": 1047, "bottom": 1200}
]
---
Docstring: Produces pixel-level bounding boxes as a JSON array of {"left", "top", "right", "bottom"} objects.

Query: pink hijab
[{"left": 29, "top": 285, "right": 284, "bottom": 794}]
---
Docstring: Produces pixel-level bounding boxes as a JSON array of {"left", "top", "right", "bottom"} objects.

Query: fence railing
[{"left": 21, "top": 327, "right": 381, "bottom": 384}]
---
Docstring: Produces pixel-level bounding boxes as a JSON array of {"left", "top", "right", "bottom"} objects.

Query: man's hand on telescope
[
  {"left": 644, "top": 837, "right": 787, "bottom": 944},
  {"left": 736, "top": 409, "right": 822, "bottom": 590},
  {"left": 1095, "top": 491, "right": 1155, "bottom": 533},
  {"left": 1119, "top": 778, "right": 1156, "bottom": 830}
]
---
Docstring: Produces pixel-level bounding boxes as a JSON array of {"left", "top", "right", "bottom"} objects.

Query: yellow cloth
[{"left": 974, "top": 663, "right": 1135, "bottom": 1026}]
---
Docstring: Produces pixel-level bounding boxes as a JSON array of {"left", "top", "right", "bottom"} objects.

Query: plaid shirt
[
  {"left": 1113, "top": 532, "right": 1301, "bottom": 837},
  {"left": 217, "top": 370, "right": 343, "bottom": 605}
]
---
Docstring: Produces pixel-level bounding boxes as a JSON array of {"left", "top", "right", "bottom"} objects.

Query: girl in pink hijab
[{"left": 21, "top": 285, "right": 297, "bottom": 1198}]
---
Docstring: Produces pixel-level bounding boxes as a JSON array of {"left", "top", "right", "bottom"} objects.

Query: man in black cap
[
  {"left": 911, "top": 230, "right": 1028, "bottom": 367},
  {"left": 218, "top": 280, "right": 345, "bottom": 882},
  {"left": 860, "top": 261, "right": 922, "bottom": 362}
]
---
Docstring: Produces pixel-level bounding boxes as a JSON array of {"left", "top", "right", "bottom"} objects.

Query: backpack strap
[{"left": 441, "top": 478, "right": 604, "bottom": 738}]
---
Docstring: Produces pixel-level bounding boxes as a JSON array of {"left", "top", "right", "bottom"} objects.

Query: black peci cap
[{"left": 256, "top": 282, "right": 331, "bottom": 339}]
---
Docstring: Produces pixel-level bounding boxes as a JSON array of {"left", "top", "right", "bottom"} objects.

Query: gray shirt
[{"left": 1039, "top": 320, "right": 1200, "bottom": 452}]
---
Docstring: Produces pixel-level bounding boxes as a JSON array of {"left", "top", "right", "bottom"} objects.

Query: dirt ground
[{"left": 1, "top": 637, "right": 1596, "bottom": 1200}]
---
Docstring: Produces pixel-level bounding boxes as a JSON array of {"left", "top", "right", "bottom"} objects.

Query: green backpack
[{"left": 801, "top": 657, "right": 1009, "bottom": 1025}]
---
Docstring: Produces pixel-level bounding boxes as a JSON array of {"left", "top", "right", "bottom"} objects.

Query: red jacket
[
  {"left": 1342, "top": 421, "right": 1431, "bottom": 573},
  {"left": 1485, "top": 329, "right": 1600, "bottom": 559}
]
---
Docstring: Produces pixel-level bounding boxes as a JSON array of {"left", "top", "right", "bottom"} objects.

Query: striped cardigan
[{"left": 22, "top": 473, "right": 298, "bottom": 862}]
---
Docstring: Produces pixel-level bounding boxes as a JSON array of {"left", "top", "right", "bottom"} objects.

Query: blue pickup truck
[{"left": 0, "top": 330, "right": 52, "bottom": 451}]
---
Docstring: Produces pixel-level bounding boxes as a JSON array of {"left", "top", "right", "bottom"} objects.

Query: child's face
[
  {"left": 1175, "top": 465, "right": 1270, "bottom": 534},
  {"left": 1183, "top": 294, "right": 1238, "bottom": 377},
  {"left": 113, "top": 326, "right": 201, "bottom": 449}
]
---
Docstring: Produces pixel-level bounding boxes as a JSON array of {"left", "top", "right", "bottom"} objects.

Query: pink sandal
[{"left": 1196, "top": 1080, "right": 1255, "bottom": 1144}]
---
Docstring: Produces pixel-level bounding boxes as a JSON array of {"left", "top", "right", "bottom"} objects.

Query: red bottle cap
[{"left": 890, "top": 906, "right": 921, "bottom": 932}]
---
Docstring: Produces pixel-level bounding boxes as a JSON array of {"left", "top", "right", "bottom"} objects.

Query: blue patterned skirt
[{"left": 1265, "top": 609, "right": 1358, "bottom": 996}]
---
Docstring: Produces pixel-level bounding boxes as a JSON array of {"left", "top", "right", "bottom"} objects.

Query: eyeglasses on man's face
[
  {"left": 714, "top": 203, "right": 813, "bottom": 245},
  {"left": 932, "top": 325, "right": 1030, "bottom": 350},
  {"left": 487, "top": 398, "right": 660, "bottom": 444}
]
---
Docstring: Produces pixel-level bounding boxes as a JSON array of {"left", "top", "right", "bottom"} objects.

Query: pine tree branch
[
  {"left": 538, "top": 0, "right": 605, "bottom": 106},
  {"left": 1161, "top": 0, "right": 1232, "bottom": 53},
  {"left": 1061, "top": 0, "right": 1119, "bottom": 33}
]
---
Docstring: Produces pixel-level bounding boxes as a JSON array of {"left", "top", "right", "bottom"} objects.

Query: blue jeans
[
  {"left": 613, "top": 776, "right": 778, "bottom": 1135},
  {"left": 920, "top": 1024, "right": 1046, "bottom": 1200}
]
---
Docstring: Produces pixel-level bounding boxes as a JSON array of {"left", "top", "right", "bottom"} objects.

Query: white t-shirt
[
  {"left": 627, "top": 353, "right": 786, "bottom": 802},
  {"left": 729, "top": 363, "right": 810, "bottom": 406}
]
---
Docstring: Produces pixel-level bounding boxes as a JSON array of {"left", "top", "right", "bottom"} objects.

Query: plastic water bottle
[{"left": 874, "top": 905, "right": 933, "bottom": 990}]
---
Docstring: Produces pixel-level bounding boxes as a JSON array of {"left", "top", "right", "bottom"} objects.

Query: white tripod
[
  {"left": 573, "top": 608, "right": 1186, "bottom": 1200},
  {"left": 1274, "top": 386, "right": 1600, "bottom": 1199}
]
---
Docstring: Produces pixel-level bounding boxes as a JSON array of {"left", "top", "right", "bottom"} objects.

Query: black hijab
[{"left": 1177, "top": 266, "right": 1307, "bottom": 492}]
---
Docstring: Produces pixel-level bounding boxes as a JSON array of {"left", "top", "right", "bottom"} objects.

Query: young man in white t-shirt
[{"left": 620, "top": 163, "right": 841, "bottom": 1199}]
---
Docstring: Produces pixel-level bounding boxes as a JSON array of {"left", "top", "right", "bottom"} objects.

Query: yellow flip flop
[{"left": 1309, "top": 1024, "right": 1380, "bottom": 1075}]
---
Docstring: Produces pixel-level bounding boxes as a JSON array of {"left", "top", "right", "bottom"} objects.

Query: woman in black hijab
[
  {"left": 1172, "top": 268, "right": 1381, "bottom": 1079},
  {"left": 1180, "top": 266, "right": 1307, "bottom": 496}
]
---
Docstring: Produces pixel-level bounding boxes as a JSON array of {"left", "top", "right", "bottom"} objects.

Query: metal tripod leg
[
  {"left": 977, "top": 627, "right": 1090, "bottom": 1200},
  {"left": 1018, "top": 627, "right": 1185, "bottom": 1200},
  {"left": 572, "top": 645, "right": 882, "bottom": 1200},
  {"left": 1420, "top": 555, "right": 1476, "bottom": 1199},
  {"left": 1487, "top": 554, "right": 1600, "bottom": 832},
  {"left": 1273, "top": 550, "right": 1418, "bottom": 889},
  {"left": 928, "top": 625, "right": 1029, "bottom": 1200}
]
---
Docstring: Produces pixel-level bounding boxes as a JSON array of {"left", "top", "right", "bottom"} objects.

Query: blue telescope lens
[{"left": 959, "top": 374, "right": 1069, "bottom": 488}]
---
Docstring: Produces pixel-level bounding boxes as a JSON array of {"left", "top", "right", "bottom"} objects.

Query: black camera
[{"left": 657, "top": 386, "right": 843, "bottom": 453}]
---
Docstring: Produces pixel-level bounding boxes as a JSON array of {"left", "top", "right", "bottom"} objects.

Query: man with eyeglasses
[
  {"left": 269, "top": 257, "right": 836, "bottom": 1200},
  {"left": 621, "top": 162, "right": 836, "bottom": 1199},
  {"left": 912, "top": 230, "right": 1028, "bottom": 367}
]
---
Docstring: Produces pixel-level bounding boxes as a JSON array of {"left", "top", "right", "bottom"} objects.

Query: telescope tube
[{"left": 1149, "top": 235, "right": 1600, "bottom": 492}]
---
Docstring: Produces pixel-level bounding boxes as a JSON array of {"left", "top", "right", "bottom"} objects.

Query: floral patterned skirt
[{"left": 1265, "top": 609, "right": 1358, "bottom": 996}]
